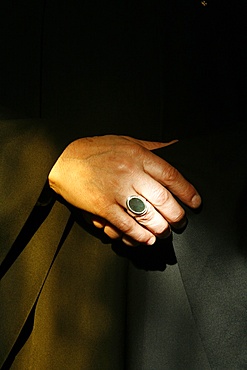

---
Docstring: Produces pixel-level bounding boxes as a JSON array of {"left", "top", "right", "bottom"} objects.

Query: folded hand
[{"left": 48, "top": 135, "right": 201, "bottom": 246}]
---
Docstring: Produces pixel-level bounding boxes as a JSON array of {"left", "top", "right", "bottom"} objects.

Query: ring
[{"left": 126, "top": 195, "right": 148, "bottom": 216}]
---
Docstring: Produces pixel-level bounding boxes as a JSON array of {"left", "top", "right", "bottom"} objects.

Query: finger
[
  {"left": 126, "top": 196, "right": 171, "bottom": 237},
  {"left": 90, "top": 215, "right": 107, "bottom": 228},
  {"left": 135, "top": 211, "right": 172, "bottom": 238},
  {"left": 104, "top": 223, "right": 123, "bottom": 240},
  {"left": 143, "top": 151, "right": 201, "bottom": 208},
  {"left": 104, "top": 204, "right": 157, "bottom": 245},
  {"left": 121, "top": 235, "right": 141, "bottom": 247},
  {"left": 102, "top": 220, "right": 143, "bottom": 246},
  {"left": 85, "top": 196, "right": 158, "bottom": 245},
  {"left": 89, "top": 214, "right": 127, "bottom": 242},
  {"left": 82, "top": 212, "right": 106, "bottom": 227},
  {"left": 118, "top": 174, "right": 187, "bottom": 230}
]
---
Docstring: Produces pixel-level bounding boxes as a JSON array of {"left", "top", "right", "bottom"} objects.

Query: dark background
[{"left": 0, "top": 0, "right": 246, "bottom": 140}]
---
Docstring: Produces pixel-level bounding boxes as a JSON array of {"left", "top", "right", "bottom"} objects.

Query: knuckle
[
  {"left": 136, "top": 210, "right": 154, "bottom": 223},
  {"left": 125, "top": 142, "right": 144, "bottom": 156},
  {"left": 122, "top": 141, "right": 144, "bottom": 159},
  {"left": 162, "top": 165, "right": 179, "bottom": 185},
  {"left": 120, "top": 221, "right": 151, "bottom": 243},
  {"left": 152, "top": 189, "right": 170, "bottom": 207},
  {"left": 151, "top": 218, "right": 170, "bottom": 235},
  {"left": 118, "top": 218, "right": 135, "bottom": 235},
  {"left": 114, "top": 156, "right": 136, "bottom": 178},
  {"left": 137, "top": 209, "right": 169, "bottom": 236}
]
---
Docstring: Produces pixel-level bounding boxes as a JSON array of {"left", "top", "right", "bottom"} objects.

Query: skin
[{"left": 48, "top": 135, "right": 201, "bottom": 246}]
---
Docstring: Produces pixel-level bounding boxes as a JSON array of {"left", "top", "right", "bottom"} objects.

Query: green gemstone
[{"left": 129, "top": 197, "right": 145, "bottom": 213}]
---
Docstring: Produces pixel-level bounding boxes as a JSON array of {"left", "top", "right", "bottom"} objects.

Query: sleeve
[
  {"left": 0, "top": 117, "right": 80, "bottom": 368},
  {"left": 0, "top": 118, "right": 66, "bottom": 263}
]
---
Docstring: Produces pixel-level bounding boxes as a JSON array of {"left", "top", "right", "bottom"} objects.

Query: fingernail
[
  {"left": 192, "top": 194, "right": 202, "bottom": 208},
  {"left": 147, "top": 235, "right": 156, "bottom": 245}
]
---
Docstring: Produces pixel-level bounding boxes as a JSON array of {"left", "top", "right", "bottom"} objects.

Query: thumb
[{"left": 123, "top": 136, "right": 179, "bottom": 150}]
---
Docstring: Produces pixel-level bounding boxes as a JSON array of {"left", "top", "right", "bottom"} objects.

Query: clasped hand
[{"left": 48, "top": 135, "right": 201, "bottom": 246}]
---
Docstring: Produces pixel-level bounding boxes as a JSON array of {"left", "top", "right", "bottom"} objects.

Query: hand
[{"left": 48, "top": 135, "right": 201, "bottom": 246}]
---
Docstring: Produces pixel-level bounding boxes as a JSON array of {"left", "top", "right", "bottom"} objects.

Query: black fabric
[
  {"left": 155, "top": 124, "right": 247, "bottom": 368},
  {"left": 105, "top": 124, "right": 247, "bottom": 368}
]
